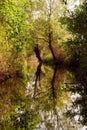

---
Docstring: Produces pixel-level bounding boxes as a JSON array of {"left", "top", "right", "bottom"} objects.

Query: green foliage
[
  {"left": 0, "top": 0, "right": 34, "bottom": 76},
  {"left": 61, "top": 1, "right": 87, "bottom": 125},
  {"left": 61, "top": 0, "right": 87, "bottom": 72},
  {"left": 29, "top": 0, "right": 68, "bottom": 61},
  {"left": 1, "top": 1, "right": 87, "bottom": 128}
]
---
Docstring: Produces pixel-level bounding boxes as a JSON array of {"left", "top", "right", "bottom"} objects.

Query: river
[{"left": 0, "top": 63, "right": 87, "bottom": 130}]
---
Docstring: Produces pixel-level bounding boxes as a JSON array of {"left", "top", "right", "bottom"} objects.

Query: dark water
[{"left": 0, "top": 63, "right": 87, "bottom": 130}]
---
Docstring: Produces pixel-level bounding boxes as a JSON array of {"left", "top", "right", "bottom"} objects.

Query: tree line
[{"left": 0, "top": 0, "right": 87, "bottom": 79}]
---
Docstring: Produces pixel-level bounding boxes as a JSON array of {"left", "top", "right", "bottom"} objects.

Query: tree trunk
[
  {"left": 34, "top": 44, "right": 42, "bottom": 62},
  {"left": 48, "top": 31, "right": 57, "bottom": 62}
]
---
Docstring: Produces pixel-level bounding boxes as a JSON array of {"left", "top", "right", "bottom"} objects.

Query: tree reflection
[
  {"left": 34, "top": 63, "right": 42, "bottom": 98},
  {"left": 0, "top": 64, "right": 84, "bottom": 130},
  {"left": 27, "top": 64, "right": 79, "bottom": 130},
  {"left": 65, "top": 71, "right": 87, "bottom": 127},
  {"left": 0, "top": 78, "right": 40, "bottom": 130}
]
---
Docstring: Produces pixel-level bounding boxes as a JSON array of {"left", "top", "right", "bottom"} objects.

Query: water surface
[{"left": 0, "top": 63, "right": 87, "bottom": 130}]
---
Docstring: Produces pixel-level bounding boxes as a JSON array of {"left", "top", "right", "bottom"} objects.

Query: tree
[
  {"left": 30, "top": 0, "right": 67, "bottom": 63},
  {"left": 61, "top": 0, "right": 87, "bottom": 70},
  {"left": 0, "top": 0, "right": 33, "bottom": 77},
  {"left": 62, "top": 0, "right": 87, "bottom": 126}
]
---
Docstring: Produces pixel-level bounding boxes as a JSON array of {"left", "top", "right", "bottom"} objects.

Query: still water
[{"left": 0, "top": 63, "right": 87, "bottom": 130}]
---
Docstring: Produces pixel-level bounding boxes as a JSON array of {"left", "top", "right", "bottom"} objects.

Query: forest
[{"left": 0, "top": 0, "right": 87, "bottom": 130}]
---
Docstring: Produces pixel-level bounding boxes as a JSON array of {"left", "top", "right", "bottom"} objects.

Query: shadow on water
[{"left": 0, "top": 62, "right": 87, "bottom": 130}]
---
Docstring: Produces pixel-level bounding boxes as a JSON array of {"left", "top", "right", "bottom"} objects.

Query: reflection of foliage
[
  {"left": 0, "top": 109, "right": 40, "bottom": 130},
  {"left": 65, "top": 70, "right": 87, "bottom": 126},
  {"left": 8, "top": 109, "right": 40, "bottom": 130},
  {"left": 0, "top": 63, "right": 83, "bottom": 130},
  {"left": 27, "top": 64, "right": 76, "bottom": 129},
  {"left": 0, "top": 78, "right": 40, "bottom": 130}
]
